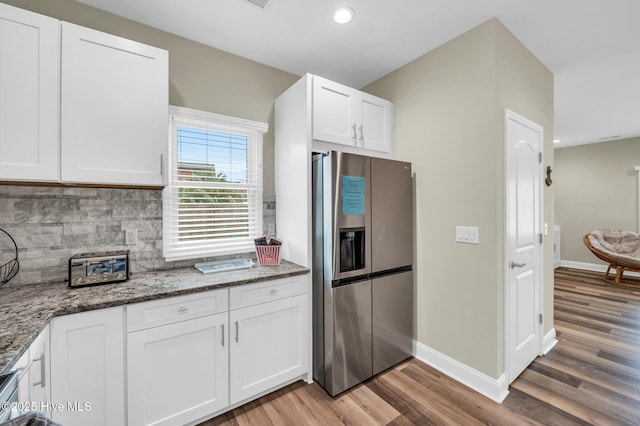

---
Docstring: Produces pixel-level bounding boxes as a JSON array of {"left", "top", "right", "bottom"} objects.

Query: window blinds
[{"left": 163, "top": 107, "right": 266, "bottom": 261}]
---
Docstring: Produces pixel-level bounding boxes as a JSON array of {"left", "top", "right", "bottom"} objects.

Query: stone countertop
[{"left": 0, "top": 260, "right": 309, "bottom": 374}]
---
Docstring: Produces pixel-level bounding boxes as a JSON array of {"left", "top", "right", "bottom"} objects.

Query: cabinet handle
[
  {"left": 269, "top": 289, "right": 278, "bottom": 295},
  {"left": 235, "top": 321, "right": 239, "bottom": 343},
  {"left": 221, "top": 324, "right": 225, "bottom": 347},
  {"left": 510, "top": 261, "right": 526, "bottom": 269},
  {"left": 352, "top": 123, "right": 357, "bottom": 141},
  {"left": 32, "top": 354, "right": 45, "bottom": 388},
  {"left": 160, "top": 154, "right": 164, "bottom": 176},
  {"left": 177, "top": 306, "right": 188, "bottom": 314},
  {"left": 359, "top": 124, "right": 364, "bottom": 142}
]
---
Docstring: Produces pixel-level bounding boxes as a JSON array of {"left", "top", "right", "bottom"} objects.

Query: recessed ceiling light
[
  {"left": 333, "top": 6, "right": 355, "bottom": 24},
  {"left": 553, "top": 139, "right": 560, "bottom": 143}
]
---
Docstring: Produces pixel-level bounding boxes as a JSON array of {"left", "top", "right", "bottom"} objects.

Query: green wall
[
  {"left": 365, "top": 18, "right": 553, "bottom": 379},
  {"left": 555, "top": 137, "right": 640, "bottom": 264}
]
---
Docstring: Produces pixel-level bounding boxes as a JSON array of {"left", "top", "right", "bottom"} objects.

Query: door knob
[{"left": 511, "top": 261, "right": 526, "bottom": 269}]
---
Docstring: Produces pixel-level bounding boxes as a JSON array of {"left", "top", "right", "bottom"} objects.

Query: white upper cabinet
[
  {"left": 0, "top": 4, "right": 168, "bottom": 186},
  {"left": 61, "top": 22, "right": 168, "bottom": 186},
  {"left": 312, "top": 75, "right": 392, "bottom": 153},
  {"left": 0, "top": 3, "right": 60, "bottom": 182},
  {"left": 359, "top": 93, "right": 391, "bottom": 152},
  {"left": 312, "top": 76, "right": 357, "bottom": 146}
]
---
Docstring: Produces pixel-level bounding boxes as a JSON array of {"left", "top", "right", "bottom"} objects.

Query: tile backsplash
[{"left": 0, "top": 185, "right": 276, "bottom": 287}]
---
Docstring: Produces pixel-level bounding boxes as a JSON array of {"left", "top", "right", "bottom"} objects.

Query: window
[{"left": 163, "top": 106, "right": 267, "bottom": 261}]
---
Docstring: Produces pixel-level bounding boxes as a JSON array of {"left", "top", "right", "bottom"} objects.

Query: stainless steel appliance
[
  {"left": 312, "top": 151, "right": 413, "bottom": 396},
  {"left": 68, "top": 250, "right": 130, "bottom": 288},
  {"left": 0, "top": 371, "right": 18, "bottom": 422}
]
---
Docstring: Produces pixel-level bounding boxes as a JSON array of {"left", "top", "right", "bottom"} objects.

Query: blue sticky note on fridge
[{"left": 342, "top": 176, "right": 365, "bottom": 215}]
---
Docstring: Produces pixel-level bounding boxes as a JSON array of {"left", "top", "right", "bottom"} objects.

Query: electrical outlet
[{"left": 125, "top": 229, "right": 138, "bottom": 245}]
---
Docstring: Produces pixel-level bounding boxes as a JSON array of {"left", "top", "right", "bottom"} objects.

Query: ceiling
[{"left": 76, "top": 0, "right": 640, "bottom": 149}]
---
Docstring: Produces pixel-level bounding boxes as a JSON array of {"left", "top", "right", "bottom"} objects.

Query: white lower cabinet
[
  {"left": 50, "top": 307, "right": 125, "bottom": 426},
  {"left": 43, "top": 275, "right": 309, "bottom": 425},
  {"left": 229, "top": 294, "right": 309, "bottom": 405},
  {"left": 13, "top": 326, "right": 50, "bottom": 417},
  {"left": 127, "top": 312, "right": 228, "bottom": 426},
  {"left": 126, "top": 288, "right": 229, "bottom": 426}
]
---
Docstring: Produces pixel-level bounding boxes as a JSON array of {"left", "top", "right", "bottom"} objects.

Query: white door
[{"left": 505, "top": 109, "right": 543, "bottom": 383}]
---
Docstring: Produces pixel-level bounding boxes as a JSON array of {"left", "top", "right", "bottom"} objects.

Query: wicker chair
[{"left": 584, "top": 229, "right": 640, "bottom": 288}]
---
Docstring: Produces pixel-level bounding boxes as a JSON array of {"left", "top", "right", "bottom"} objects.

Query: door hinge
[
  {"left": 539, "top": 313, "right": 543, "bottom": 324},
  {"left": 538, "top": 152, "right": 543, "bottom": 163}
]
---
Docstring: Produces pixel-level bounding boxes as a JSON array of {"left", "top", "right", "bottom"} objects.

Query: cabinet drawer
[
  {"left": 230, "top": 276, "right": 308, "bottom": 310},
  {"left": 127, "top": 288, "right": 228, "bottom": 332}
]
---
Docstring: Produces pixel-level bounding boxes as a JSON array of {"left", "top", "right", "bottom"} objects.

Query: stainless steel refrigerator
[{"left": 312, "top": 151, "right": 413, "bottom": 396}]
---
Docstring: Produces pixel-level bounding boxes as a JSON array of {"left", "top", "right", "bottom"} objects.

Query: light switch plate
[{"left": 456, "top": 226, "right": 480, "bottom": 244}]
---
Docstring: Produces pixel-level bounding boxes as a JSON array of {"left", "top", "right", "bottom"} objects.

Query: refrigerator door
[
  {"left": 327, "top": 151, "right": 372, "bottom": 281},
  {"left": 372, "top": 270, "right": 413, "bottom": 375},
  {"left": 327, "top": 279, "right": 372, "bottom": 396},
  {"left": 371, "top": 157, "right": 413, "bottom": 271}
]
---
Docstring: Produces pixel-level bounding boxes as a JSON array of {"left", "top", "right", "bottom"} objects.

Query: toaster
[{"left": 68, "top": 250, "right": 130, "bottom": 288}]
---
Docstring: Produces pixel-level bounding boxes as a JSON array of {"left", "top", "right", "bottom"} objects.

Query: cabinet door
[
  {"left": 13, "top": 327, "right": 50, "bottom": 419},
  {"left": 50, "top": 307, "right": 125, "bottom": 426},
  {"left": 229, "top": 294, "right": 308, "bottom": 405},
  {"left": 0, "top": 4, "right": 59, "bottom": 182},
  {"left": 27, "top": 326, "right": 50, "bottom": 414},
  {"left": 360, "top": 93, "right": 392, "bottom": 153},
  {"left": 127, "top": 313, "right": 228, "bottom": 426},
  {"left": 312, "top": 76, "right": 358, "bottom": 146},
  {"left": 61, "top": 22, "right": 168, "bottom": 186},
  {"left": 14, "top": 348, "right": 30, "bottom": 408}
]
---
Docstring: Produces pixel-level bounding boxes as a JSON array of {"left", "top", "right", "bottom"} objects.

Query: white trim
[
  {"left": 163, "top": 106, "right": 267, "bottom": 262},
  {"left": 169, "top": 105, "right": 268, "bottom": 134},
  {"left": 413, "top": 340, "right": 509, "bottom": 403},
  {"left": 560, "top": 259, "right": 640, "bottom": 278},
  {"left": 542, "top": 328, "right": 558, "bottom": 355}
]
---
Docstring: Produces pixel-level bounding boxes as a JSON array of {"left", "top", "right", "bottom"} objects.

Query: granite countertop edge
[{"left": 0, "top": 260, "right": 309, "bottom": 374}]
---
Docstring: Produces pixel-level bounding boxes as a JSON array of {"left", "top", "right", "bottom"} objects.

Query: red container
[{"left": 256, "top": 245, "right": 281, "bottom": 265}]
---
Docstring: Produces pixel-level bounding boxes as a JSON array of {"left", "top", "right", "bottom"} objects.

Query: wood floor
[{"left": 200, "top": 268, "right": 640, "bottom": 425}]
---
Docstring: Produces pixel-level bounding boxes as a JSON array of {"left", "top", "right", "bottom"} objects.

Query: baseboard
[
  {"left": 542, "top": 328, "right": 558, "bottom": 355},
  {"left": 560, "top": 260, "right": 640, "bottom": 277},
  {"left": 413, "top": 340, "right": 509, "bottom": 403}
]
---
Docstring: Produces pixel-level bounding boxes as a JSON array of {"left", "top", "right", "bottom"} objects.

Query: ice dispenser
[{"left": 339, "top": 227, "right": 365, "bottom": 272}]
